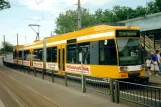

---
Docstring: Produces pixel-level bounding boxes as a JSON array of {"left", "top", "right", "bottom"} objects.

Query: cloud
[
  {"left": 28, "top": 16, "right": 42, "bottom": 21},
  {"left": 15, "top": 0, "right": 112, "bottom": 11},
  {"left": 63, "top": 0, "right": 112, "bottom": 6},
  {"left": 16, "top": 0, "right": 56, "bottom": 11},
  {"left": 85, "top": 0, "right": 112, "bottom": 5}
]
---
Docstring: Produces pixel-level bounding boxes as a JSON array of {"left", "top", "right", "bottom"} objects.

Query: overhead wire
[
  {"left": 30, "top": 4, "right": 75, "bottom": 21},
  {"left": 27, "top": 3, "right": 76, "bottom": 35},
  {"left": 81, "top": 8, "right": 93, "bottom": 27},
  {"left": 10, "top": 1, "right": 78, "bottom": 34},
  {"left": 35, "top": 0, "right": 44, "bottom": 5},
  {"left": 9, "top": 1, "right": 74, "bottom": 21},
  {"left": 41, "top": 0, "right": 44, "bottom": 20},
  {"left": 10, "top": 3, "right": 28, "bottom": 8},
  {"left": 10, "top": 0, "right": 33, "bottom": 8},
  {"left": 35, "top": 0, "right": 39, "bottom": 5},
  {"left": 48, "top": 4, "right": 77, "bottom": 34}
]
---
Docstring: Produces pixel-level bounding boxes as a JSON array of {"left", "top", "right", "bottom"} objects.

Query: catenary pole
[{"left": 77, "top": 0, "right": 81, "bottom": 29}]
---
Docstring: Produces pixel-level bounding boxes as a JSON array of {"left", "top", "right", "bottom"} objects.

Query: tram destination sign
[{"left": 116, "top": 30, "right": 140, "bottom": 37}]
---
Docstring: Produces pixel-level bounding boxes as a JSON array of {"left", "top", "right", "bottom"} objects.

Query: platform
[{"left": 145, "top": 70, "right": 161, "bottom": 86}]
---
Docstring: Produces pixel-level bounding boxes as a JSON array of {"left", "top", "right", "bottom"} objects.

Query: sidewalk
[
  {"left": 0, "top": 65, "right": 129, "bottom": 107},
  {"left": 144, "top": 70, "right": 161, "bottom": 85}
]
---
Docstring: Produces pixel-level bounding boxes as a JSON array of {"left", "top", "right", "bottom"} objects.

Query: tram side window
[
  {"left": 18, "top": 51, "right": 22, "bottom": 60},
  {"left": 99, "top": 39, "right": 117, "bottom": 65},
  {"left": 77, "top": 42, "right": 90, "bottom": 64},
  {"left": 67, "top": 44, "right": 77, "bottom": 63},
  {"left": 33, "top": 49, "right": 43, "bottom": 61},
  {"left": 52, "top": 47, "right": 57, "bottom": 62},
  {"left": 13, "top": 50, "right": 17, "bottom": 59},
  {"left": 47, "top": 48, "right": 52, "bottom": 62},
  {"left": 47, "top": 47, "right": 57, "bottom": 62},
  {"left": 24, "top": 50, "right": 30, "bottom": 60}
]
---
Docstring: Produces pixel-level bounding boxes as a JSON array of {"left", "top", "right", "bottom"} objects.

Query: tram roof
[
  {"left": 47, "top": 24, "right": 139, "bottom": 43},
  {"left": 13, "top": 45, "right": 24, "bottom": 49},
  {"left": 17, "top": 24, "right": 139, "bottom": 49}
]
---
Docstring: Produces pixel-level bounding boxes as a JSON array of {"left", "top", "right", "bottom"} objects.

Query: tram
[{"left": 13, "top": 25, "right": 149, "bottom": 84}]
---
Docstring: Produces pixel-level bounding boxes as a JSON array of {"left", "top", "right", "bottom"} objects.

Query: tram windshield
[{"left": 117, "top": 39, "right": 144, "bottom": 66}]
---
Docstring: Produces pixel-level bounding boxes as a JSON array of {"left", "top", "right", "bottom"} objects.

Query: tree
[
  {"left": 0, "top": 0, "right": 10, "bottom": 11},
  {"left": 103, "top": 9, "right": 117, "bottom": 22},
  {"left": 135, "top": 6, "right": 147, "bottom": 17},
  {"left": 54, "top": 0, "right": 161, "bottom": 35},
  {"left": 155, "top": 0, "right": 161, "bottom": 11},
  {"left": 147, "top": 1, "right": 159, "bottom": 14},
  {"left": 55, "top": 10, "right": 77, "bottom": 34},
  {"left": 1, "top": 42, "right": 13, "bottom": 52},
  {"left": 112, "top": 6, "right": 136, "bottom": 21},
  {"left": 55, "top": 9, "right": 95, "bottom": 35},
  {"left": 81, "top": 9, "right": 96, "bottom": 27},
  {"left": 93, "top": 9, "right": 118, "bottom": 24},
  {"left": 94, "top": 9, "right": 104, "bottom": 24},
  {"left": 54, "top": 6, "right": 138, "bottom": 35}
]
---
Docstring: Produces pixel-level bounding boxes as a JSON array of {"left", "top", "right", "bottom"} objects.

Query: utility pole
[
  {"left": 25, "top": 36, "right": 26, "bottom": 44},
  {"left": 77, "top": 0, "right": 81, "bottom": 29},
  {"left": 17, "top": 33, "right": 19, "bottom": 46},
  {"left": 127, "top": 8, "right": 129, "bottom": 20},
  {"left": 146, "top": 0, "right": 148, "bottom": 15},
  {"left": 3, "top": 35, "right": 5, "bottom": 54},
  {"left": 50, "top": 31, "right": 53, "bottom": 37}
]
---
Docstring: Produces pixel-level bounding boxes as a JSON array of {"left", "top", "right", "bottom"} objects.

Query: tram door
[
  {"left": 58, "top": 45, "right": 65, "bottom": 73},
  {"left": 30, "top": 49, "right": 33, "bottom": 67}
]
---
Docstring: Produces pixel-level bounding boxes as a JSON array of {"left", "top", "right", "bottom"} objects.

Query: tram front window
[{"left": 117, "top": 39, "right": 143, "bottom": 66}]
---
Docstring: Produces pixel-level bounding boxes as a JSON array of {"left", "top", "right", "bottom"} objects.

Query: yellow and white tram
[{"left": 13, "top": 25, "right": 148, "bottom": 83}]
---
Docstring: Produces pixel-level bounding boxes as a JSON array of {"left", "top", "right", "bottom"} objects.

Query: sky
[{"left": 0, "top": 0, "right": 150, "bottom": 47}]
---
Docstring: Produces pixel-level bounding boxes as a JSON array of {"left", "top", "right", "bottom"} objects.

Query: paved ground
[
  {"left": 0, "top": 66, "right": 59, "bottom": 107},
  {"left": 0, "top": 100, "right": 5, "bottom": 107},
  {"left": 0, "top": 65, "right": 130, "bottom": 107},
  {"left": 144, "top": 70, "right": 161, "bottom": 86}
]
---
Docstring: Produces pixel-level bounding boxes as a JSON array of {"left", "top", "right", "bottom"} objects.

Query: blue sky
[{"left": 0, "top": 0, "right": 150, "bottom": 47}]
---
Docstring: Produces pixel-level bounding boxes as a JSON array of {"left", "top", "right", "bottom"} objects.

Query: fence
[
  {"left": 117, "top": 81, "right": 161, "bottom": 107},
  {"left": 65, "top": 73, "right": 111, "bottom": 95},
  {"left": 2, "top": 60, "right": 161, "bottom": 107}
]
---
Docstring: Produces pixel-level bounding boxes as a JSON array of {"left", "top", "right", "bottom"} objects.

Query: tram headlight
[
  {"left": 119, "top": 67, "right": 128, "bottom": 72},
  {"left": 140, "top": 65, "right": 144, "bottom": 70}
]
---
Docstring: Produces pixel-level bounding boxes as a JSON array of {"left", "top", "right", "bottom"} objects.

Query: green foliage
[
  {"left": 135, "top": 6, "right": 146, "bottom": 17},
  {"left": 55, "top": 10, "right": 77, "bottom": 34},
  {"left": 147, "top": 1, "right": 159, "bottom": 14},
  {"left": 0, "top": 0, "right": 10, "bottom": 11},
  {"left": 155, "top": 0, "right": 161, "bottom": 11},
  {"left": 1, "top": 42, "right": 13, "bottom": 52},
  {"left": 82, "top": 9, "right": 96, "bottom": 27},
  {"left": 55, "top": 0, "right": 161, "bottom": 35},
  {"left": 55, "top": 9, "right": 94, "bottom": 34}
]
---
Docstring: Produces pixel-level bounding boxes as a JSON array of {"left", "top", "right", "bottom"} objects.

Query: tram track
[
  {"left": 0, "top": 69, "right": 59, "bottom": 107},
  {"left": 0, "top": 80, "right": 25, "bottom": 107}
]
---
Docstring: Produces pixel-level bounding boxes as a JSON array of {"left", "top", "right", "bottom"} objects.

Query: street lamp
[{"left": 29, "top": 24, "right": 40, "bottom": 41}]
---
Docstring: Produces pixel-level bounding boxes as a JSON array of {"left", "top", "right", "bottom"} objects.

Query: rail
[
  {"left": 65, "top": 72, "right": 111, "bottom": 95},
  {"left": 113, "top": 80, "right": 161, "bottom": 107}
]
